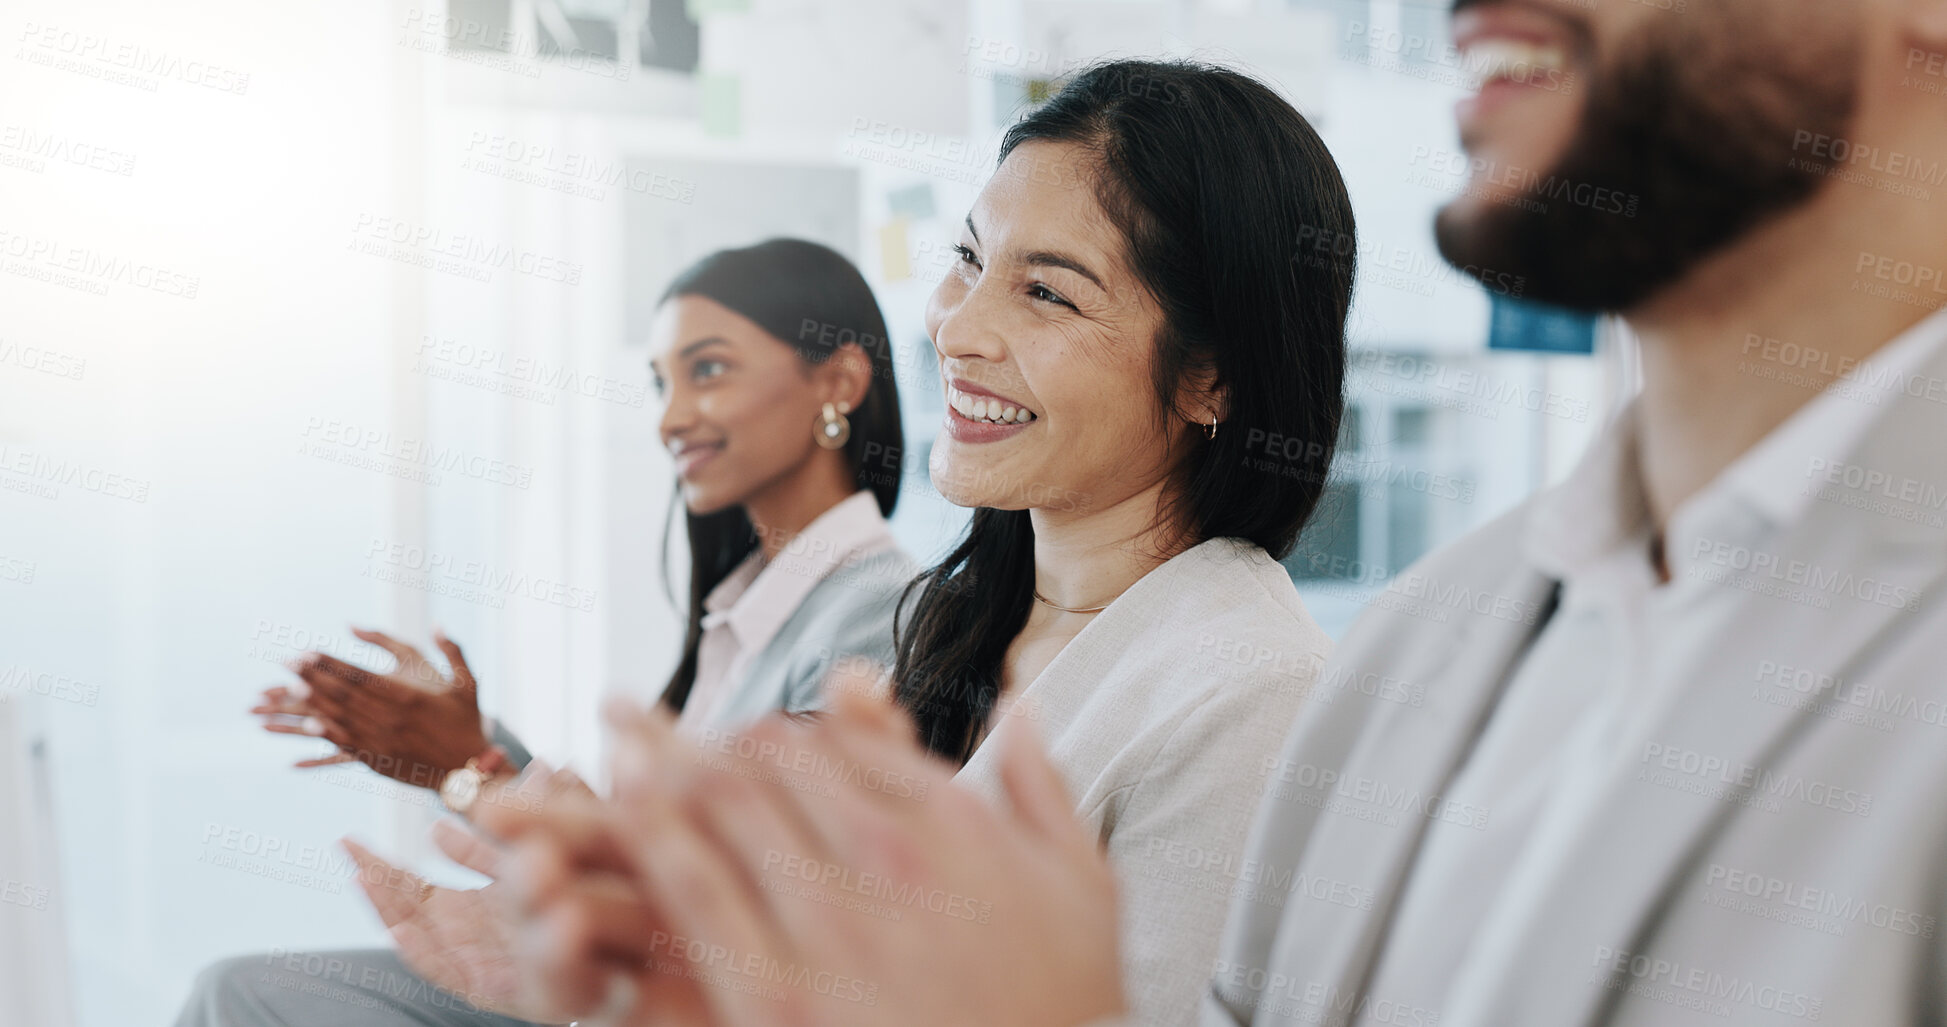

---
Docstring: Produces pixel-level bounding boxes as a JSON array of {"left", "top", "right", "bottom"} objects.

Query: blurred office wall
[{"left": 0, "top": 1, "right": 1620, "bottom": 1023}]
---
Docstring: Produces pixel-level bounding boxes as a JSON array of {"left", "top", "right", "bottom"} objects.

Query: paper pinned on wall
[
  {"left": 699, "top": 73, "right": 742, "bottom": 137},
  {"left": 880, "top": 220, "right": 912, "bottom": 282}
]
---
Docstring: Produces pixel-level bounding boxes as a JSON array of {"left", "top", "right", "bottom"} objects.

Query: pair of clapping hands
[
  {"left": 253, "top": 627, "right": 494, "bottom": 787},
  {"left": 253, "top": 630, "right": 1129, "bottom": 1026}
]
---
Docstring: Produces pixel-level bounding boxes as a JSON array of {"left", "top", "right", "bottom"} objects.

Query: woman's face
[
  {"left": 924, "top": 139, "right": 1184, "bottom": 516},
  {"left": 649, "top": 295, "right": 840, "bottom": 516}
]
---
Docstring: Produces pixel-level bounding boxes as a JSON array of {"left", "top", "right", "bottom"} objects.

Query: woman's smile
[
  {"left": 671, "top": 438, "right": 725, "bottom": 479},
  {"left": 943, "top": 377, "right": 1038, "bottom": 444}
]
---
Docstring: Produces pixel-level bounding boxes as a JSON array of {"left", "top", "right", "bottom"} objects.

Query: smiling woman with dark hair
[{"left": 876, "top": 58, "right": 1356, "bottom": 1024}]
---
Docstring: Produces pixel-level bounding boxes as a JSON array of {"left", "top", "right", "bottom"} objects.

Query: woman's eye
[
  {"left": 1028, "top": 283, "right": 1074, "bottom": 308},
  {"left": 693, "top": 359, "right": 728, "bottom": 380},
  {"left": 650, "top": 375, "right": 667, "bottom": 397},
  {"left": 952, "top": 243, "right": 981, "bottom": 269}
]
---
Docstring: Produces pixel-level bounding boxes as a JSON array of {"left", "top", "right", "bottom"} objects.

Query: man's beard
[{"left": 1436, "top": 8, "right": 1859, "bottom": 313}]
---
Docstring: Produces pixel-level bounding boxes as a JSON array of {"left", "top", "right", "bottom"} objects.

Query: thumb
[
  {"left": 343, "top": 838, "right": 423, "bottom": 929},
  {"left": 431, "top": 817, "right": 502, "bottom": 879},
  {"left": 433, "top": 630, "right": 479, "bottom": 704}
]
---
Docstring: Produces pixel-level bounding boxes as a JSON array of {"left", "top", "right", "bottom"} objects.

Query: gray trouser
[{"left": 173, "top": 948, "right": 545, "bottom": 1027}]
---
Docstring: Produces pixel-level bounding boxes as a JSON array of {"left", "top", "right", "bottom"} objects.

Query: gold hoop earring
[
  {"left": 1205, "top": 413, "right": 1219, "bottom": 441},
  {"left": 815, "top": 401, "right": 852, "bottom": 449}
]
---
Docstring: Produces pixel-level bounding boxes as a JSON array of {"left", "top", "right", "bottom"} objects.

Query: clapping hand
[
  {"left": 253, "top": 627, "right": 491, "bottom": 788},
  {"left": 342, "top": 764, "right": 597, "bottom": 1020},
  {"left": 478, "top": 682, "right": 1129, "bottom": 1027}
]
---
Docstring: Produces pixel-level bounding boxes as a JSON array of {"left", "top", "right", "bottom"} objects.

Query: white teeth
[
  {"left": 947, "top": 386, "right": 1036, "bottom": 424},
  {"left": 1462, "top": 39, "right": 1566, "bottom": 88}
]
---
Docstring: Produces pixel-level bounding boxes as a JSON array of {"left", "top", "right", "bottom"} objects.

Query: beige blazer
[
  {"left": 956, "top": 537, "right": 1333, "bottom": 1027},
  {"left": 1199, "top": 338, "right": 1947, "bottom": 1026}
]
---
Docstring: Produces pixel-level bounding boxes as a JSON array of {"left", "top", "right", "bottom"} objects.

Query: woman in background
[{"left": 174, "top": 238, "right": 915, "bottom": 1027}]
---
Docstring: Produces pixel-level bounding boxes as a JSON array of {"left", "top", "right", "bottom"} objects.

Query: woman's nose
[
  {"left": 658, "top": 384, "right": 698, "bottom": 443},
  {"left": 929, "top": 280, "right": 1009, "bottom": 364}
]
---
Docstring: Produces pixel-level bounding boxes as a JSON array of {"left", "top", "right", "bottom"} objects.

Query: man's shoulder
[
  {"left": 1400, "top": 497, "right": 1539, "bottom": 585},
  {"left": 1319, "top": 498, "right": 1557, "bottom": 695}
]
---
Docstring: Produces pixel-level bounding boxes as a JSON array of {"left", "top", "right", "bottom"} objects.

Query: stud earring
[{"left": 815, "top": 401, "right": 852, "bottom": 449}]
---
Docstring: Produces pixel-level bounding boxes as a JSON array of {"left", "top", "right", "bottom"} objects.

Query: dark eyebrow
[
  {"left": 1023, "top": 250, "right": 1105, "bottom": 293},
  {"left": 650, "top": 335, "right": 730, "bottom": 374},
  {"left": 965, "top": 212, "right": 1107, "bottom": 295},
  {"left": 679, "top": 336, "right": 730, "bottom": 360}
]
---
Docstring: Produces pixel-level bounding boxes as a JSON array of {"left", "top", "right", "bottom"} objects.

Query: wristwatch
[{"left": 439, "top": 745, "right": 511, "bottom": 816}]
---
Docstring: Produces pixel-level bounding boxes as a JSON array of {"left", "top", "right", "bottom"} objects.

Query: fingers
[
  {"left": 549, "top": 766, "right": 596, "bottom": 799},
  {"left": 602, "top": 697, "right": 696, "bottom": 808},
  {"left": 251, "top": 685, "right": 312, "bottom": 718},
  {"left": 315, "top": 719, "right": 361, "bottom": 754},
  {"left": 610, "top": 771, "right": 799, "bottom": 1027},
  {"left": 294, "top": 666, "right": 391, "bottom": 738},
  {"left": 351, "top": 627, "right": 441, "bottom": 688},
  {"left": 480, "top": 789, "right": 638, "bottom": 883},
  {"left": 294, "top": 663, "right": 375, "bottom": 726},
  {"left": 253, "top": 700, "right": 314, "bottom": 726},
  {"left": 432, "top": 629, "right": 479, "bottom": 702},
  {"left": 736, "top": 716, "right": 902, "bottom": 865},
  {"left": 515, "top": 874, "right": 660, "bottom": 1019},
  {"left": 343, "top": 838, "right": 424, "bottom": 930},
  {"left": 432, "top": 817, "right": 503, "bottom": 879},
  {"left": 300, "top": 652, "right": 384, "bottom": 691},
  {"left": 686, "top": 755, "right": 840, "bottom": 939},
  {"left": 825, "top": 675, "right": 918, "bottom": 744},
  {"left": 387, "top": 919, "right": 474, "bottom": 1009},
  {"left": 293, "top": 752, "right": 359, "bottom": 768}
]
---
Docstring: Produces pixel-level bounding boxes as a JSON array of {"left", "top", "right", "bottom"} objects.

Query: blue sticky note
[{"left": 1488, "top": 295, "right": 1598, "bottom": 355}]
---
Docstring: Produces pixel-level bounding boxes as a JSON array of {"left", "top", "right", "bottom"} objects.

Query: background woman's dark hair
[
  {"left": 658, "top": 238, "right": 904, "bottom": 711},
  {"left": 893, "top": 59, "right": 1358, "bottom": 762}
]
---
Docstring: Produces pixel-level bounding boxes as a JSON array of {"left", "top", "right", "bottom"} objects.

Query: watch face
[{"left": 441, "top": 768, "right": 482, "bottom": 812}]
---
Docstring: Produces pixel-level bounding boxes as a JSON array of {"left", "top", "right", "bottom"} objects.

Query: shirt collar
[
  {"left": 1526, "top": 306, "right": 1947, "bottom": 585},
  {"left": 1524, "top": 403, "right": 1653, "bottom": 584},
  {"left": 701, "top": 489, "right": 896, "bottom": 648},
  {"left": 1714, "top": 305, "right": 1947, "bottom": 530}
]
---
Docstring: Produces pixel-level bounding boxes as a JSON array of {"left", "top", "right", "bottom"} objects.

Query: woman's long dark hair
[
  {"left": 893, "top": 59, "right": 1358, "bottom": 762},
  {"left": 658, "top": 238, "right": 904, "bottom": 711}
]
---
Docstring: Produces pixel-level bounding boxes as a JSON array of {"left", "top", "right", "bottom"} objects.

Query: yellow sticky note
[{"left": 880, "top": 219, "right": 911, "bottom": 282}]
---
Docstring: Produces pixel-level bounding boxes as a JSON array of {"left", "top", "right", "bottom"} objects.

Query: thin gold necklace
[{"left": 1033, "top": 588, "right": 1113, "bottom": 615}]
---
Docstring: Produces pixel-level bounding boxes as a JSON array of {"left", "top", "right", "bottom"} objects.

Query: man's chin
[{"left": 1432, "top": 202, "right": 1511, "bottom": 292}]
